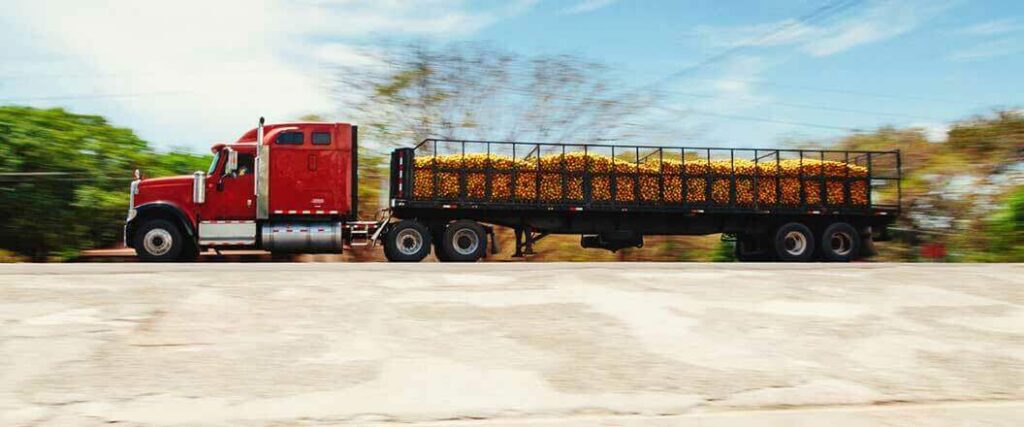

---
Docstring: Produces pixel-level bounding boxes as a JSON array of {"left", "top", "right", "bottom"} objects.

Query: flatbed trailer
[{"left": 385, "top": 138, "right": 901, "bottom": 262}]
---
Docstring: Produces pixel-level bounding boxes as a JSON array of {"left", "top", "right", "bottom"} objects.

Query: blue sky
[{"left": 1, "top": 0, "right": 1021, "bottom": 152}]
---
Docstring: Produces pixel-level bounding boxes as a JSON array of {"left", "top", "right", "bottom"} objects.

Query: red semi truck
[{"left": 125, "top": 118, "right": 901, "bottom": 262}]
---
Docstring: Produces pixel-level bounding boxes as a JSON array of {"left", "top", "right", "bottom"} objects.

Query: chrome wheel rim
[
  {"left": 451, "top": 228, "right": 480, "bottom": 256},
  {"left": 783, "top": 231, "right": 808, "bottom": 257},
  {"left": 143, "top": 228, "right": 173, "bottom": 256},
  {"left": 396, "top": 229, "right": 424, "bottom": 255},
  {"left": 830, "top": 231, "right": 853, "bottom": 257}
]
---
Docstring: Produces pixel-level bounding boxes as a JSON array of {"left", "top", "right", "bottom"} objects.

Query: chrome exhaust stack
[{"left": 255, "top": 117, "right": 269, "bottom": 220}]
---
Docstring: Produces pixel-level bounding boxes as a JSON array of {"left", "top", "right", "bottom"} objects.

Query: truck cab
[{"left": 125, "top": 119, "right": 359, "bottom": 261}]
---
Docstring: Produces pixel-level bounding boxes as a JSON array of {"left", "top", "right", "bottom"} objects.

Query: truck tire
[
  {"left": 134, "top": 219, "right": 185, "bottom": 262},
  {"left": 434, "top": 242, "right": 453, "bottom": 262},
  {"left": 773, "top": 222, "right": 815, "bottom": 262},
  {"left": 431, "top": 224, "right": 453, "bottom": 262},
  {"left": 384, "top": 220, "right": 432, "bottom": 262},
  {"left": 180, "top": 241, "right": 200, "bottom": 262},
  {"left": 440, "top": 220, "right": 486, "bottom": 262},
  {"left": 820, "top": 222, "right": 860, "bottom": 262}
]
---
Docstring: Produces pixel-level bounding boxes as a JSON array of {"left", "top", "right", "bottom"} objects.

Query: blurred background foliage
[
  {"left": 0, "top": 44, "right": 1021, "bottom": 262},
  {"left": 0, "top": 106, "right": 210, "bottom": 261}
]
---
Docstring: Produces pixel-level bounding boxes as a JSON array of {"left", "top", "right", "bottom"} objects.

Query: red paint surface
[
  {"left": 921, "top": 243, "right": 947, "bottom": 259},
  {"left": 132, "top": 122, "right": 355, "bottom": 225},
  {"left": 134, "top": 176, "right": 199, "bottom": 226}
]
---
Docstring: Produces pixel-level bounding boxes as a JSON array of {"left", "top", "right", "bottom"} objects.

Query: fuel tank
[{"left": 260, "top": 222, "right": 344, "bottom": 253}]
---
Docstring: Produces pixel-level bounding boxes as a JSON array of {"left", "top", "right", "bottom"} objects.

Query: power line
[
  {"left": 495, "top": 85, "right": 873, "bottom": 132},
  {"left": 655, "top": 105, "right": 862, "bottom": 132},
  {"left": 663, "top": 90, "right": 949, "bottom": 121},
  {"left": 642, "top": 0, "right": 864, "bottom": 90},
  {"left": 687, "top": 77, "right": 972, "bottom": 106}
]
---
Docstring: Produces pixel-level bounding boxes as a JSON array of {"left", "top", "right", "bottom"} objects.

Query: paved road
[{"left": 1, "top": 263, "right": 1021, "bottom": 426}]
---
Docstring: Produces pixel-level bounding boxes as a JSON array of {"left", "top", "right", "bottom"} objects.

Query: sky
[{"left": 1, "top": 0, "right": 1021, "bottom": 152}]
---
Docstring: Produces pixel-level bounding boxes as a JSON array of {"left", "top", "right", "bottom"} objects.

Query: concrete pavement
[{"left": 1, "top": 263, "right": 1021, "bottom": 426}]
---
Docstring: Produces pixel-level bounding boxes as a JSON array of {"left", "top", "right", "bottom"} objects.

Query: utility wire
[
  {"left": 662, "top": 90, "right": 949, "bottom": 121},
  {"left": 641, "top": 0, "right": 864, "bottom": 90},
  {"left": 685, "top": 77, "right": 975, "bottom": 106},
  {"left": 654, "top": 105, "right": 862, "bottom": 132}
]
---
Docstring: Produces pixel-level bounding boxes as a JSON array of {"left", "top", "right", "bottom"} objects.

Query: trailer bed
[{"left": 390, "top": 139, "right": 901, "bottom": 218}]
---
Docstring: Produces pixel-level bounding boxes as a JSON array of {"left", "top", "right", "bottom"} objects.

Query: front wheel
[
  {"left": 134, "top": 219, "right": 185, "bottom": 262},
  {"left": 384, "top": 220, "right": 432, "bottom": 262}
]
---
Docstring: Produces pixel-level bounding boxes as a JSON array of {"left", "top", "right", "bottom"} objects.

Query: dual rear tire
[
  {"left": 755, "top": 221, "right": 861, "bottom": 262},
  {"left": 383, "top": 219, "right": 487, "bottom": 262}
]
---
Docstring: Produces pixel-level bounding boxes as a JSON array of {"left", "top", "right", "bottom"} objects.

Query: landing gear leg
[{"left": 512, "top": 225, "right": 548, "bottom": 258}]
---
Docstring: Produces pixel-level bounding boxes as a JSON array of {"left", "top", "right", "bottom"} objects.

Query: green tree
[
  {"left": 0, "top": 106, "right": 209, "bottom": 260},
  {"left": 983, "top": 186, "right": 1024, "bottom": 262}
]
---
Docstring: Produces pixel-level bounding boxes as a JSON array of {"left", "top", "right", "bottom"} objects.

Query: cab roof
[{"left": 235, "top": 122, "right": 351, "bottom": 144}]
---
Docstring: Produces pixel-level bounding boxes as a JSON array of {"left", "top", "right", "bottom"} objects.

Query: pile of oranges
[{"left": 412, "top": 153, "right": 868, "bottom": 205}]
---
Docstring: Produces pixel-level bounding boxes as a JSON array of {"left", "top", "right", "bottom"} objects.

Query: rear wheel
[
  {"left": 432, "top": 224, "right": 453, "bottom": 262},
  {"left": 134, "top": 219, "right": 185, "bottom": 262},
  {"left": 773, "top": 222, "right": 815, "bottom": 262},
  {"left": 440, "top": 220, "right": 486, "bottom": 262},
  {"left": 384, "top": 220, "right": 431, "bottom": 262},
  {"left": 820, "top": 222, "right": 860, "bottom": 262}
]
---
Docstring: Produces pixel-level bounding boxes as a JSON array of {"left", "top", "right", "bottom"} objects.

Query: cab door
[{"left": 204, "top": 148, "right": 257, "bottom": 220}]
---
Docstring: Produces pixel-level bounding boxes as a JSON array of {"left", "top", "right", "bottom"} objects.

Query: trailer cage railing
[{"left": 391, "top": 138, "right": 902, "bottom": 215}]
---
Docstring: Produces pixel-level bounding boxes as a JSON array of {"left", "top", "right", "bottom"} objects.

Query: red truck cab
[{"left": 125, "top": 119, "right": 359, "bottom": 261}]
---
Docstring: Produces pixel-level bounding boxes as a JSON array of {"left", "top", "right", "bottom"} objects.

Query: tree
[
  {"left": 0, "top": 106, "right": 209, "bottom": 260},
  {"left": 984, "top": 186, "right": 1024, "bottom": 261},
  {"left": 825, "top": 111, "right": 1023, "bottom": 261},
  {"left": 337, "top": 43, "right": 652, "bottom": 148}
]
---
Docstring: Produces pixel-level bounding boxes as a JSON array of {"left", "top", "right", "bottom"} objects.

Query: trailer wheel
[
  {"left": 384, "top": 220, "right": 431, "bottom": 262},
  {"left": 431, "top": 224, "right": 453, "bottom": 262},
  {"left": 820, "top": 222, "right": 860, "bottom": 262},
  {"left": 134, "top": 219, "right": 185, "bottom": 262},
  {"left": 773, "top": 222, "right": 815, "bottom": 262},
  {"left": 440, "top": 220, "right": 486, "bottom": 262}
]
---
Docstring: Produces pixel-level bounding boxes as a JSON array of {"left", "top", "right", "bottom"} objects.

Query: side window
[
  {"left": 312, "top": 132, "right": 331, "bottom": 146},
  {"left": 236, "top": 153, "right": 255, "bottom": 177},
  {"left": 276, "top": 131, "right": 303, "bottom": 145}
]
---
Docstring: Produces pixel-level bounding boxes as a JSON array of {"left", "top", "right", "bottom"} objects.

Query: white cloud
[
  {"left": 947, "top": 38, "right": 1022, "bottom": 62},
  {"left": 804, "top": 1, "right": 954, "bottom": 56},
  {"left": 561, "top": 0, "right": 618, "bottom": 15},
  {"left": 956, "top": 19, "right": 1022, "bottom": 36},
  {"left": 688, "top": 0, "right": 957, "bottom": 57},
  {"left": 701, "top": 56, "right": 775, "bottom": 113},
  {"left": 690, "top": 20, "right": 820, "bottom": 49},
  {"left": 0, "top": 0, "right": 536, "bottom": 151}
]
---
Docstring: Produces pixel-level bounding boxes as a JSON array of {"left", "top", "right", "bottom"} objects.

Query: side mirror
[
  {"left": 224, "top": 149, "right": 239, "bottom": 175},
  {"left": 192, "top": 171, "right": 206, "bottom": 204}
]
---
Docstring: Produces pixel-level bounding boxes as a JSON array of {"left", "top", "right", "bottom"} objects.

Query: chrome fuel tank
[{"left": 260, "top": 222, "right": 344, "bottom": 253}]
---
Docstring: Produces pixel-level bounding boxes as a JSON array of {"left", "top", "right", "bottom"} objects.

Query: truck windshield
[{"left": 207, "top": 151, "right": 221, "bottom": 175}]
